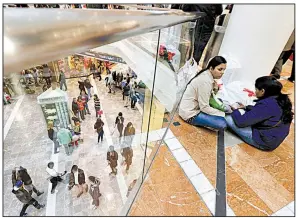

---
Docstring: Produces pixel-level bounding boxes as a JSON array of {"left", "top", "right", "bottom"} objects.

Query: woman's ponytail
[{"left": 277, "top": 93, "right": 294, "bottom": 124}]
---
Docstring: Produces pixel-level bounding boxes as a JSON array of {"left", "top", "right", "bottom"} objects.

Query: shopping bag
[
  {"left": 209, "top": 93, "right": 226, "bottom": 112},
  {"left": 97, "top": 110, "right": 103, "bottom": 116},
  {"left": 216, "top": 81, "right": 256, "bottom": 106},
  {"left": 177, "top": 58, "right": 198, "bottom": 96},
  {"left": 72, "top": 135, "right": 80, "bottom": 142}
]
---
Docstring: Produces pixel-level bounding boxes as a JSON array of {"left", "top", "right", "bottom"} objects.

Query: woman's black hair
[
  {"left": 71, "top": 165, "right": 78, "bottom": 172},
  {"left": 255, "top": 76, "right": 293, "bottom": 124},
  {"left": 118, "top": 112, "right": 123, "bottom": 116},
  {"left": 186, "top": 56, "right": 227, "bottom": 86},
  {"left": 47, "top": 162, "right": 54, "bottom": 168}
]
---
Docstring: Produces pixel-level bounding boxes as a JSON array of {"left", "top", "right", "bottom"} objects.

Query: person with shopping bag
[
  {"left": 107, "top": 146, "right": 118, "bottom": 175},
  {"left": 179, "top": 56, "right": 228, "bottom": 130},
  {"left": 115, "top": 112, "right": 125, "bottom": 139},
  {"left": 225, "top": 76, "right": 293, "bottom": 151},
  {"left": 94, "top": 118, "right": 104, "bottom": 143},
  {"left": 88, "top": 176, "right": 102, "bottom": 210},
  {"left": 68, "top": 165, "right": 88, "bottom": 198}
]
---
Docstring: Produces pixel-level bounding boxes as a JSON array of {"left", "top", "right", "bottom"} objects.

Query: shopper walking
[
  {"left": 12, "top": 166, "right": 44, "bottom": 196},
  {"left": 123, "top": 122, "right": 136, "bottom": 147},
  {"left": 115, "top": 112, "right": 124, "bottom": 138},
  {"left": 58, "top": 70, "right": 67, "bottom": 91},
  {"left": 107, "top": 146, "right": 118, "bottom": 175},
  {"left": 77, "top": 97, "right": 85, "bottom": 120},
  {"left": 80, "top": 90, "right": 91, "bottom": 115},
  {"left": 123, "top": 83, "right": 131, "bottom": 107},
  {"left": 84, "top": 78, "right": 93, "bottom": 99},
  {"left": 94, "top": 118, "right": 105, "bottom": 143},
  {"left": 130, "top": 87, "right": 138, "bottom": 109},
  {"left": 68, "top": 165, "right": 88, "bottom": 198},
  {"left": 78, "top": 78, "right": 87, "bottom": 94},
  {"left": 121, "top": 147, "right": 133, "bottom": 173},
  {"left": 271, "top": 31, "right": 294, "bottom": 79},
  {"left": 72, "top": 98, "right": 80, "bottom": 121},
  {"left": 12, "top": 180, "right": 45, "bottom": 217},
  {"left": 94, "top": 94, "right": 101, "bottom": 118},
  {"left": 46, "top": 162, "right": 67, "bottom": 194},
  {"left": 88, "top": 176, "right": 101, "bottom": 210},
  {"left": 33, "top": 68, "right": 39, "bottom": 86},
  {"left": 43, "top": 64, "right": 52, "bottom": 86}
]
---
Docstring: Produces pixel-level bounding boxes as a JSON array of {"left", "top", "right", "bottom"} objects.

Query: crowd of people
[{"left": 8, "top": 4, "right": 295, "bottom": 216}]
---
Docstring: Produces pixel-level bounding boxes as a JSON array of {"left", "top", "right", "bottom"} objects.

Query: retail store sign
[{"left": 77, "top": 51, "right": 126, "bottom": 64}]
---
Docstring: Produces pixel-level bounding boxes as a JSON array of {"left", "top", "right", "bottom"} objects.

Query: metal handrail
[{"left": 4, "top": 8, "right": 205, "bottom": 74}]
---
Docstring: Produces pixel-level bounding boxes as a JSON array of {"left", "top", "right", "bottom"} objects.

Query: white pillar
[{"left": 219, "top": 5, "right": 294, "bottom": 87}]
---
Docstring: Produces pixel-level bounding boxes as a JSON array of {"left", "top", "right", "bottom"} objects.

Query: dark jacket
[
  {"left": 107, "top": 151, "right": 118, "bottom": 168},
  {"left": 89, "top": 178, "right": 101, "bottom": 203},
  {"left": 12, "top": 188, "right": 32, "bottom": 204},
  {"left": 72, "top": 101, "right": 79, "bottom": 114},
  {"left": 122, "top": 147, "right": 133, "bottom": 166},
  {"left": 48, "top": 128, "right": 54, "bottom": 141},
  {"left": 115, "top": 116, "right": 124, "bottom": 126},
  {"left": 94, "top": 120, "right": 104, "bottom": 133},
  {"left": 78, "top": 81, "right": 85, "bottom": 91},
  {"left": 12, "top": 167, "right": 32, "bottom": 186},
  {"left": 84, "top": 80, "right": 93, "bottom": 89},
  {"left": 69, "top": 168, "right": 85, "bottom": 187},
  {"left": 231, "top": 96, "right": 291, "bottom": 151},
  {"left": 123, "top": 85, "right": 130, "bottom": 96}
]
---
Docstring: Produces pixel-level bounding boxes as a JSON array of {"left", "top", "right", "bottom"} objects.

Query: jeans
[
  {"left": 131, "top": 98, "right": 137, "bottom": 108},
  {"left": 87, "top": 88, "right": 91, "bottom": 99},
  {"left": 98, "top": 131, "right": 104, "bottom": 142},
  {"left": 225, "top": 115, "right": 261, "bottom": 149},
  {"left": 189, "top": 112, "right": 227, "bottom": 130}
]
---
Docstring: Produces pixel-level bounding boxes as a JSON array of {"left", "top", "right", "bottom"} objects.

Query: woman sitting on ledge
[
  {"left": 226, "top": 76, "right": 293, "bottom": 151},
  {"left": 179, "top": 56, "right": 228, "bottom": 130}
]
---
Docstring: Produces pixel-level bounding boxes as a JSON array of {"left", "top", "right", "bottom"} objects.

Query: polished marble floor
[
  {"left": 3, "top": 58, "right": 294, "bottom": 216},
  {"left": 129, "top": 60, "right": 295, "bottom": 216}
]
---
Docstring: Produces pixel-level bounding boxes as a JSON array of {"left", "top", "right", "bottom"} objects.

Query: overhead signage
[{"left": 77, "top": 51, "right": 126, "bottom": 64}]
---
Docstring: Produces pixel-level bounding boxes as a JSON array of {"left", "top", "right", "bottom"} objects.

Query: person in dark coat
[
  {"left": 78, "top": 78, "right": 87, "bottom": 94},
  {"left": 176, "top": 4, "right": 223, "bottom": 64},
  {"left": 72, "top": 98, "right": 80, "bottom": 121},
  {"left": 94, "top": 118, "right": 104, "bottom": 143},
  {"left": 226, "top": 76, "right": 293, "bottom": 151},
  {"left": 12, "top": 180, "right": 45, "bottom": 216},
  {"left": 12, "top": 166, "right": 44, "bottom": 196},
  {"left": 123, "top": 122, "right": 135, "bottom": 147},
  {"left": 121, "top": 147, "right": 133, "bottom": 173},
  {"left": 88, "top": 176, "right": 101, "bottom": 210},
  {"left": 84, "top": 78, "right": 93, "bottom": 99},
  {"left": 115, "top": 112, "right": 124, "bottom": 138},
  {"left": 107, "top": 146, "right": 118, "bottom": 175},
  {"left": 68, "top": 165, "right": 87, "bottom": 198}
]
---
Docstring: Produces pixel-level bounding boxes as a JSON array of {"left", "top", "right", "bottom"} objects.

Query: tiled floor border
[
  {"left": 162, "top": 129, "right": 236, "bottom": 216},
  {"left": 271, "top": 201, "right": 294, "bottom": 216}
]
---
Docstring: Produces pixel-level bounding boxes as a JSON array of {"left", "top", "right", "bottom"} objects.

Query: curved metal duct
[{"left": 4, "top": 8, "right": 205, "bottom": 74}]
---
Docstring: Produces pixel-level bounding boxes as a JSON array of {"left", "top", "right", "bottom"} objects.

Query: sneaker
[
  {"left": 39, "top": 204, "right": 45, "bottom": 209},
  {"left": 37, "top": 191, "right": 44, "bottom": 196},
  {"left": 22, "top": 213, "right": 28, "bottom": 216}
]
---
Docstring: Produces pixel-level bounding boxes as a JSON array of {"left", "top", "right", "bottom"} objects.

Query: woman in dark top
[{"left": 226, "top": 76, "right": 293, "bottom": 151}]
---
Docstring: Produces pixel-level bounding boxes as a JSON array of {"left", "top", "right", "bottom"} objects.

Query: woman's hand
[{"left": 237, "top": 102, "right": 246, "bottom": 109}]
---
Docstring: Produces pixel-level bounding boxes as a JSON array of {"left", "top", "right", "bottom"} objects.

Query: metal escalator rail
[
  {"left": 118, "top": 4, "right": 180, "bottom": 11},
  {"left": 4, "top": 8, "right": 205, "bottom": 74}
]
